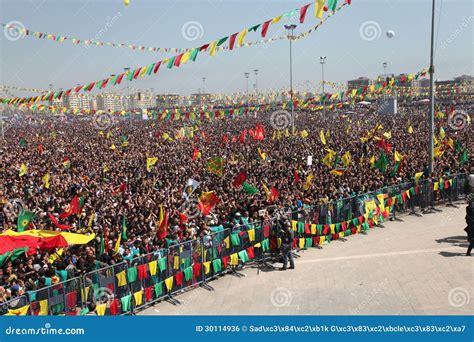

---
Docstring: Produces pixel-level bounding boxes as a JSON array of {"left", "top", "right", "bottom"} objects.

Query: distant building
[
  {"left": 436, "top": 75, "right": 473, "bottom": 94},
  {"left": 64, "top": 93, "right": 91, "bottom": 110},
  {"left": 156, "top": 94, "right": 181, "bottom": 108},
  {"left": 96, "top": 92, "right": 123, "bottom": 112},
  {"left": 189, "top": 93, "right": 212, "bottom": 106},
  {"left": 347, "top": 77, "right": 374, "bottom": 90}
]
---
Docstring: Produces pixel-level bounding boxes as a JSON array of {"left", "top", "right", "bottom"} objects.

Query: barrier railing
[
  {"left": 127, "top": 248, "right": 168, "bottom": 312},
  {"left": 1, "top": 173, "right": 468, "bottom": 316}
]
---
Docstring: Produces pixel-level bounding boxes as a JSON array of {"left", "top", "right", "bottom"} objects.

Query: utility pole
[{"left": 284, "top": 24, "right": 297, "bottom": 130}]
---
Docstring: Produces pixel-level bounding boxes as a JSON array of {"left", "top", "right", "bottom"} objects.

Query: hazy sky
[{"left": 0, "top": 0, "right": 472, "bottom": 97}]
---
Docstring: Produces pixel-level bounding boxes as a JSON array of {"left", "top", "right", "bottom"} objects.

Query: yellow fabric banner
[
  {"left": 149, "top": 260, "right": 157, "bottom": 276},
  {"left": 173, "top": 255, "right": 180, "bottom": 270},
  {"left": 39, "top": 300, "right": 48, "bottom": 315},
  {"left": 299, "top": 238, "right": 305, "bottom": 249},
  {"left": 95, "top": 303, "right": 107, "bottom": 316},
  {"left": 230, "top": 253, "right": 239, "bottom": 266},
  {"left": 164, "top": 276, "right": 174, "bottom": 290},
  {"left": 116, "top": 270, "right": 127, "bottom": 287},
  {"left": 248, "top": 229, "right": 255, "bottom": 242},
  {"left": 134, "top": 291, "right": 143, "bottom": 306},
  {"left": 291, "top": 220, "right": 297, "bottom": 231},
  {"left": 203, "top": 262, "right": 211, "bottom": 274}
]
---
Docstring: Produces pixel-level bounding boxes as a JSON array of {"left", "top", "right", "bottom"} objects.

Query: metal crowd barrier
[{"left": 1, "top": 173, "right": 468, "bottom": 316}]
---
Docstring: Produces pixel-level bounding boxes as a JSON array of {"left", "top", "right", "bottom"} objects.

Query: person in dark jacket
[
  {"left": 465, "top": 202, "right": 474, "bottom": 256},
  {"left": 280, "top": 221, "right": 295, "bottom": 270}
]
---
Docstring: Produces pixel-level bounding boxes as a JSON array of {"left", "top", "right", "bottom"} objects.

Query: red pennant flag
[
  {"left": 158, "top": 212, "right": 168, "bottom": 239},
  {"left": 48, "top": 213, "right": 73, "bottom": 230},
  {"left": 294, "top": 169, "right": 300, "bottom": 184},
  {"left": 239, "top": 130, "right": 247, "bottom": 144},
  {"left": 269, "top": 187, "right": 279, "bottom": 203},
  {"left": 254, "top": 123, "right": 265, "bottom": 141},
  {"left": 112, "top": 182, "right": 127, "bottom": 196},
  {"left": 229, "top": 33, "right": 238, "bottom": 50},
  {"left": 299, "top": 3, "right": 311, "bottom": 23},
  {"left": 261, "top": 20, "right": 271, "bottom": 37},
  {"left": 116, "top": 73, "right": 124, "bottom": 85},
  {"left": 192, "top": 147, "right": 200, "bottom": 160},
  {"left": 232, "top": 171, "right": 247, "bottom": 188},
  {"left": 37, "top": 144, "right": 43, "bottom": 155},
  {"left": 153, "top": 61, "right": 162, "bottom": 74},
  {"left": 377, "top": 137, "right": 392, "bottom": 153},
  {"left": 222, "top": 134, "right": 229, "bottom": 146},
  {"left": 59, "top": 195, "right": 80, "bottom": 219}
]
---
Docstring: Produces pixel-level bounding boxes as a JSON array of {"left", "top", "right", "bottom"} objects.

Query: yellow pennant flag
[
  {"left": 370, "top": 155, "right": 376, "bottom": 168},
  {"left": 394, "top": 151, "right": 403, "bottom": 162},
  {"left": 114, "top": 234, "right": 121, "bottom": 254},
  {"left": 319, "top": 130, "right": 327, "bottom": 145},
  {"left": 341, "top": 151, "right": 351, "bottom": 167},
  {"left": 209, "top": 41, "right": 218, "bottom": 57},
  {"left": 383, "top": 131, "right": 392, "bottom": 139},
  {"left": 257, "top": 148, "right": 266, "bottom": 161},
  {"left": 303, "top": 173, "right": 313, "bottom": 191},
  {"left": 314, "top": 0, "right": 325, "bottom": 18},
  {"left": 124, "top": 0, "right": 129, "bottom": 5},
  {"left": 110, "top": 144, "right": 116, "bottom": 150},
  {"left": 237, "top": 28, "right": 247, "bottom": 47},
  {"left": 19, "top": 163, "right": 27, "bottom": 177},
  {"left": 439, "top": 127, "right": 446, "bottom": 139},
  {"left": 414, "top": 171, "right": 424, "bottom": 181},
  {"left": 146, "top": 157, "right": 158, "bottom": 172},
  {"left": 434, "top": 146, "right": 444, "bottom": 158},
  {"left": 42, "top": 173, "right": 50, "bottom": 188},
  {"left": 408, "top": 125, "right": 414, "bottom": 133},
  {"left": 300, "top": 130, "right": 308, "bottom": 139}
]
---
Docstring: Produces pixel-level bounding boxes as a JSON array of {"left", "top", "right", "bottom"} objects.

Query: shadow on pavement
[{"left": 438, "top": 251, "right": 467, "bottom": 257}]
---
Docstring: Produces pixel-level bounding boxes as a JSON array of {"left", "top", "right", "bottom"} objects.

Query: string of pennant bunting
[
  {"left": 2, "top": 1, "right": 351, "bottom": 105},
  {"left": 0, "top": 67, "right": 446, "bottom": 117},
  {"left": 1, "top": 22, "right": 191, "bottom": 54}
]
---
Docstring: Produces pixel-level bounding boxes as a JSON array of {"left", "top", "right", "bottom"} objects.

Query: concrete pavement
[{"left": 139, "top": 204, "right": 473, "bottom": 315}]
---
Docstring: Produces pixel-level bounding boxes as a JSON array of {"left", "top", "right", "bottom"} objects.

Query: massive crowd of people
[{"left": 0, "top": 99, "right": 471, "bottom": 304}]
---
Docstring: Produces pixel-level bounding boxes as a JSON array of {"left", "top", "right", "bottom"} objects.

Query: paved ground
[{"left": 140, "top": 204, "right": 473, "bottom": 315}]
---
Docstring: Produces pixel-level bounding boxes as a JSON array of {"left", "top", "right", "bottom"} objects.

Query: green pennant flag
[
  {"left": 99, "top": 227, "right": 105, "bottom": 255},
  {"left": 212, "top": 258, "right": 222, "bottom": 273},
  {"left": 146, "top": 63, "right": 154, "bottom": 76},
  {"left": 111, "top": 74, "right": 119, "bottom": 85},
  {"left": 121, "top": 214, "right": 128, "bottom": 241},
  {"left": 0, "top": 247, "right": 28, "bottom": 267},
  {"left": 190, "top": 48, "right": 199, "bottom": 62},
  {"left": 217, "top": 37, "right": 228, "bottom": 46},
  {"left": 454, "top": 140, "right": 463, "bottom": 153},
  {"left": 390, "top": 161, "right": 401, "bottom": 177},
  {"left": 167, "top": 56, "right": 176, "bottom": 69},
  {"left": 458, "top": 149, "right": 468, "bottom": 164},
  {"left": 19, "top": 138, "right": 27, "bottom": 146},
  {"left": 154, "top": 282, "right": 163, "bottom": 297},
  {"left": 243, "top": 181, "right": 259, "bottom": 195},
  {"left": 374, "top": 151, "right": 388, "bottom": 173},
  {"left": 17, "top": 210, "right": 35, "bottom": 232}
]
